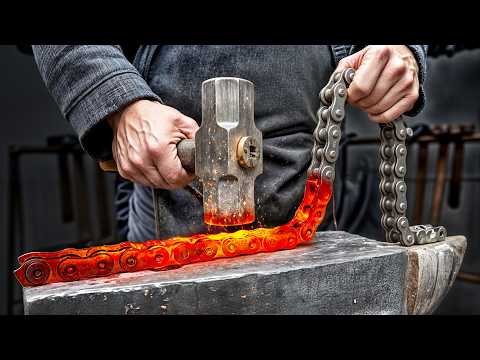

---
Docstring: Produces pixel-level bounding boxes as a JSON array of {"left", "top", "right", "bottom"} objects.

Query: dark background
[{"left": 1, "top": 45, "right": 479, "bottom": 314}]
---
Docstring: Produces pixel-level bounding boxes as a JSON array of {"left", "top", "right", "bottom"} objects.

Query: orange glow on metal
[
  {"left": 204, "top": 210, "right": 255, "bottom": 226},
  {"left": 14, "top": 175, "right": 332, "bottom": 287}
]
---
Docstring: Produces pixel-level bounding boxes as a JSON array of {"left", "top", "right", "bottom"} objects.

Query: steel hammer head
[{"left": 195, "top": 77, "right": 263, "bottom": 226}]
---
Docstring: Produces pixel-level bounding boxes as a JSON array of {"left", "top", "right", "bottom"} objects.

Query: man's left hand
[{"left": 336, "top": 45, "right": 420, "bottom": 123}]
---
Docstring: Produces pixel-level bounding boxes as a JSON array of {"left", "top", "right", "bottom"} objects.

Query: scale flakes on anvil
[{"left": 14, "top": 69, "right": 446, "bottom": 287}]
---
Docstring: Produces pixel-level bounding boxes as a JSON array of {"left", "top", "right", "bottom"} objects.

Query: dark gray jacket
[
  {"left": 32, "top": 45, "right": 428, "bottom": 241},
  {"left": 32, "top": 45, "right": 427, "bottom": 161}
]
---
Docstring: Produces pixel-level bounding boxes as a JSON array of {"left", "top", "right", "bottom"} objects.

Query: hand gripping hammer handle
[{"left": 99, "top": 139, "right": 196, "bottom": 175}]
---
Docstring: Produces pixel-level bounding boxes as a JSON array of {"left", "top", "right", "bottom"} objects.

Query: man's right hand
[{"left": 107, "top": 100, "right": 199, "bottom": 189}]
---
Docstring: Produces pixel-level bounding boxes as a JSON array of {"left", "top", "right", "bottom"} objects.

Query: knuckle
[
  {"left": 390, "top": 60, "right": 407, "bottom": 77},
  {"left": 171, "top": 111, "right": 183, "bottom": 121},
  {"left": 403, "top": 72, "right": 416, "bottom": 88},
  {"left": 375, "top": 46, "right": 391, "bottom": 61},
  {"left": 404, "top": 78, "right": 414, "bottom": 89},
  {"left": 146, "top": 142, "right": 164, "bottom": 158},
  {"left": 351, "top": 82, "right": 370, "bottom": 98},
  {"left": 165, "top": 108, "right": 182, "bottom": 120}
]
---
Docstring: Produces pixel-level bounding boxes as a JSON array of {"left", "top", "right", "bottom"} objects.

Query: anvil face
[{"left": 195, "top": 77, "right": 263, "bottom": 226}]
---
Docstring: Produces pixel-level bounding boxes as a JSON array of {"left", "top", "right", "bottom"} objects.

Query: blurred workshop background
[{"left": 1, "top": 45, "right": 479, "bottom": 314}]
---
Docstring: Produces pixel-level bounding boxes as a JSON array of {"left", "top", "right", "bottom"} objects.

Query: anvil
[{"left": 21, "top": 231, "right": 466, "bottom": 315}]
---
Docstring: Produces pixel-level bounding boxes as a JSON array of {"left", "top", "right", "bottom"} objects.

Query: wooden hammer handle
[
  {"left": 99, "top": 159, "right": 118, "bottom": 172},
  {"left": 98, "top": 139, "right": 195, "bottom": 174}
]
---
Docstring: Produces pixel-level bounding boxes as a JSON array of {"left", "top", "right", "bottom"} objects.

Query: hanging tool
[
  {"left": 430, "top": 124, "right": 451, "bottom": 225},
  {"left": 412, "top": 125, "right": 432, "bottom": 224},
  {"left": 448, "top": 123, "right": 475, "bottom": 209}
]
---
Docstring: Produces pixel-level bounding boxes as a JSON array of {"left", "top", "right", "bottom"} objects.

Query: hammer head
[{"left": 195, "top": 77, "right": 263, "bottom": 226}]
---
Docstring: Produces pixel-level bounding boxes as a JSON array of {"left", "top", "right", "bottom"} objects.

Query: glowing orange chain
[{"left": 14, "top": 175, "right": 332, "bottom": 287}]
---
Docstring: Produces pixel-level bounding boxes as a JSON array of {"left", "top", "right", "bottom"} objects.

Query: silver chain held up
[
  {"left": 309, "top": 68, "right": 447, "bottom": 247},
  {"left": 307, "top": 68, "right": 355, "bottom": 182}
]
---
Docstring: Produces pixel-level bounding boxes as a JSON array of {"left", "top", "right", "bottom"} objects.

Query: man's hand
[
  {"left": 336, "top": 45, "right": 420, "bottom": 123},
  {"left": 107, "top": 100, "right": 199, "bottom": 189}
]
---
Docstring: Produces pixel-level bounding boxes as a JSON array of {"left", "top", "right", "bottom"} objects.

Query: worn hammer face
[{"left": 196, "top": 77, "right": 263, "bottom": 226}]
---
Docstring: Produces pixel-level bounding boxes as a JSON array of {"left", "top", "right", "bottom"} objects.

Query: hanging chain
[
  {"left": 309, "top": 68, "right": 447, "bottom": 246},
  {"left": 379, "top": 120, "right": 447, "bottom": 245},
  {"left": 308, "top": 68, "right": 354, "bottom": 181}
]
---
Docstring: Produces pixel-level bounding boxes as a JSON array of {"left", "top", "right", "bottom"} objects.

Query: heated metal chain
[{"left": 309, "top": 68, "right": 447, "bottom": 247}]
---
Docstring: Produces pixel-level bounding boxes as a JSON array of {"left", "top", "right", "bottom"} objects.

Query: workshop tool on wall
[
  {"left": 413, "top": 127, "right": 431, "bottom": 224},
  {"left": 448, "top": 125, "right": 464, "bottom": 209},
  {"left": 6, "top": 137, "right": 115, "bottom": 312},
  {"left": 48, "top": 134, "right": 114, "bottom": 244},
  {"left": 100, "top": 77, "right": 263, "bottom": 234},
  {"left": 49, "top": 136, "right": 75, "bottom": 223},
  {"left": 448, "top": 123, "right": 475, "bottom": 209},
  {"left": 428, "top": 123, "right": 475, "bottom": 223},
  {"left": 430, "top": 124, "right": 451, "bottom": 225},
  {"left": 410, "top": 123, "right": 475, "bottom": 223},
  {"left": 14, "top": 68, "right": 447, "bottom": 287},
  {"left": 47, "top": 135, "right": 95, "bottom": 243}
]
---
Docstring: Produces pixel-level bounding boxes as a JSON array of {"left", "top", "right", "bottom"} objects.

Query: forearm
[{"left": 32, "top": 45, "right": 161, "bottom": 160}]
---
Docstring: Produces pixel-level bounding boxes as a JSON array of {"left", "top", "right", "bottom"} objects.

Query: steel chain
[
  {"left": 308, "top": 68, "right": 354, "bottom": 181},
  {"left": 310, "top": 68, "right": 447, "bottom": 246}
]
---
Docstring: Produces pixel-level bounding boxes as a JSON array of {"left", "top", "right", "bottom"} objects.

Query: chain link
[
  {"left": 310, "top": 68, "right": 447, "bottom": 247},
  {"left": 308, "top": 68, "right": 354, "bottom": 182}
]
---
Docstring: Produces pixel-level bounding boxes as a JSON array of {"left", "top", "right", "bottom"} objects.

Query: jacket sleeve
[
  {"left": 330, "top": 45, "right": 428, "bottom": 117},
  {"left": 32, "top": 45, "right": 162, "bottom": 161},
  {"left": 427, "top": 44, "right": 480, "bottom": 57}
]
